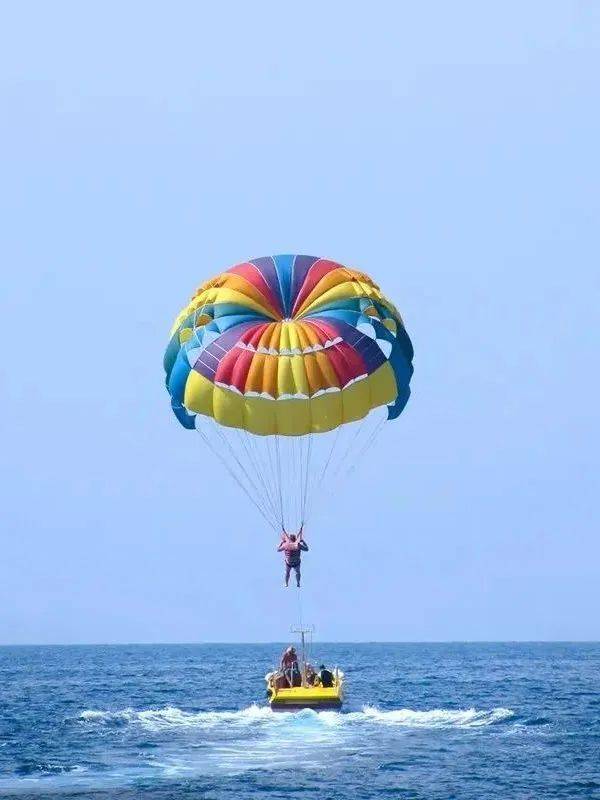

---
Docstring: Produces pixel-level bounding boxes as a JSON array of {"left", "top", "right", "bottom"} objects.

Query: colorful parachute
[{"left": 164, "top": 255, "right": 413, "bottom": 530}]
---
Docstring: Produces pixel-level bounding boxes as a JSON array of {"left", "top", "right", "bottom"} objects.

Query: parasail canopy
[{"left": 164, "top": 255, "right": 413, "bottom": 531}]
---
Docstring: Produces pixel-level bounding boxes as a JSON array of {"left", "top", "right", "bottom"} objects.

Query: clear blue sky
[{"left": 1, "top": 2, "right": 598, "bottom": 644}]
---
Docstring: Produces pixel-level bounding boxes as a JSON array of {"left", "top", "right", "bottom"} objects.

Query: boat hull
[
  {"left": 266, "top": 680, "right": 343, "bottom": 711},
  {"left": 271, "top": 701, "right": 342, "bottom": 712}
]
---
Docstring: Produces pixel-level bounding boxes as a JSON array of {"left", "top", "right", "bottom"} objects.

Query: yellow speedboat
[
  {"left": 265, "top": 626, "right": 344, "bottom": 711},
  {"left": 266, "top": 668, "right": 344, "bottom": 711}
]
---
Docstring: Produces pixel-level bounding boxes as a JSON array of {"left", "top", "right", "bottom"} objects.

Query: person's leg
[
  {"left": 294, "top": 565, "right": 301, "bottom": 588},
  {"left": 284, "top": 563, "right": 291, "bottom": 587}
]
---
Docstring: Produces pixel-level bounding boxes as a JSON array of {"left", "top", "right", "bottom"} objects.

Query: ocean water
[{"left": 0, "top": 643, "right": 599, "bottom": 799}]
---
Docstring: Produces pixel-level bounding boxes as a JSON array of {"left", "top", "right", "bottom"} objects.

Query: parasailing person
[{"left": 278, "top": 527, "right": 309, "bottom": 588}]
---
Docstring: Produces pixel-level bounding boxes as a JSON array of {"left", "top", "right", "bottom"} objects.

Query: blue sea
[{"left": 0, "top": 643, "right": 599, "bottom": 799}]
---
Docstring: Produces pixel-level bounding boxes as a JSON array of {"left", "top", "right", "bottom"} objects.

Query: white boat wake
[{"left": 78, "top": 704, "right": 514, "bottom": 732}]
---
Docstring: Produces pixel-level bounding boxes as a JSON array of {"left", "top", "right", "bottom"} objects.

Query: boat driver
[{"left": 280, "top": 646, "right": 301, "bottom": 687}]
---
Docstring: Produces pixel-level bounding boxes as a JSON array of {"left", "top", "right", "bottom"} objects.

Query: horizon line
[{"left": 1, "top": 639, "right": 599, "bottom": 647}]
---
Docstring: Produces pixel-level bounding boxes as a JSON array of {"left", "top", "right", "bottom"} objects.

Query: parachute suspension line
[
  {"left": 234, "top": 428, "right": 269, "bottom": 510},
  {"left": 204, "top": 421, "right": 279, "bottom": 529},
  {"left": 255, "top": 434, "right": 274, "bottom": 522},
  {"left": 331, "top": 414, "right": 371, "bottom": 481},
  {"left": 257, "top": 434, "right": 281, "bottom": 523},
  {"left": 350, "top": 416, "right": 387, "bottom": 472},
  {"left": 297, "top": 435, "right": 304, "bottom": 530},
  {"left": 210, "top": 424, "right": 265, "bottom": 504},
  {"left": 244, "top": 434, "right": 269, "bottom": 516},
  {"left": 285, "top": 436, "right": 292, "bottom": 531},
  {"left": 300, "top": 433, "right": 313, "bottom": 525},
  {"left": 296, "top": 434, "right": 304, "bottom": 530},
  {"left": 264, "top": 436, "right": 276, "bottom": 515},
  {"left": 290, "top": 436, "right": 302, "bottom": 526},
  {"left": 351, "top": 414, "right": 386, "bottom": 476},
  {"left": 265, "top": 436, "right": 283, "bottom": 525},
  {"left": 194, "top": 423, "right": 278, "bottom": 531},
  {"left": 275, "top": 434, "right": 285, "bottom": 530},
  {"left": 270, "top": 438, "right": 284, "bottom": 527},
  {"left": 302, "top": 425, "right": 342, "bottom": 526},
  {"left": 336, "top": 417, "right": 379, "bottom": 482},
  {"left": 300, "top": 409, "right": 388, "bottom": 527},
  {"left": 320, "top": 425, "right": 342, "bottom": 487},
  {"left": 290, "top": 435, "right": 298, "bottom": 530},
  {"left": 205, "top": 426, "right": 276, "bottom": 526},
  {"left": 236, "top": 430, "right": 280, "bottom": 524}
]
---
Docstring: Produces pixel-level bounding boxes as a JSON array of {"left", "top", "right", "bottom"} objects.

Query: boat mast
[{"left": 291, "top": 624, "right": 314, "bottom": 684}]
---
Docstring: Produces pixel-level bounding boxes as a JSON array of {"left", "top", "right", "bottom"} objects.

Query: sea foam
[
  {"left": 355, "top": 706, "right": 514, "bottom": 727},
  {"left": 78, "top": 704, "right": 272, "bottom": 730},
  {"left": 78, "top": 704, "right": 513, "bottom": 731}
]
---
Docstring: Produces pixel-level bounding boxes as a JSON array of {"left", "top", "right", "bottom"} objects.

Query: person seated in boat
[
  {"left": 280, "top": 646, "right": 301, "bottom": 687},
  {"left": 305, "top": 663, "right": 317, "bottom": 686},
  {"left": 278, "top": 527, "right": 309, "bottom": 588},
  {"left": 273, "top": 671, "right": 288, "bottom": 690},
  {"left": 317, "top": 664, "right": 334, "bottom": 688}
]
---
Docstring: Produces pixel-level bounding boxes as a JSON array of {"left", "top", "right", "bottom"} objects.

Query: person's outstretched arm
[{"left": 277, "top": 541, "right": 286, "bottom": 552}]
